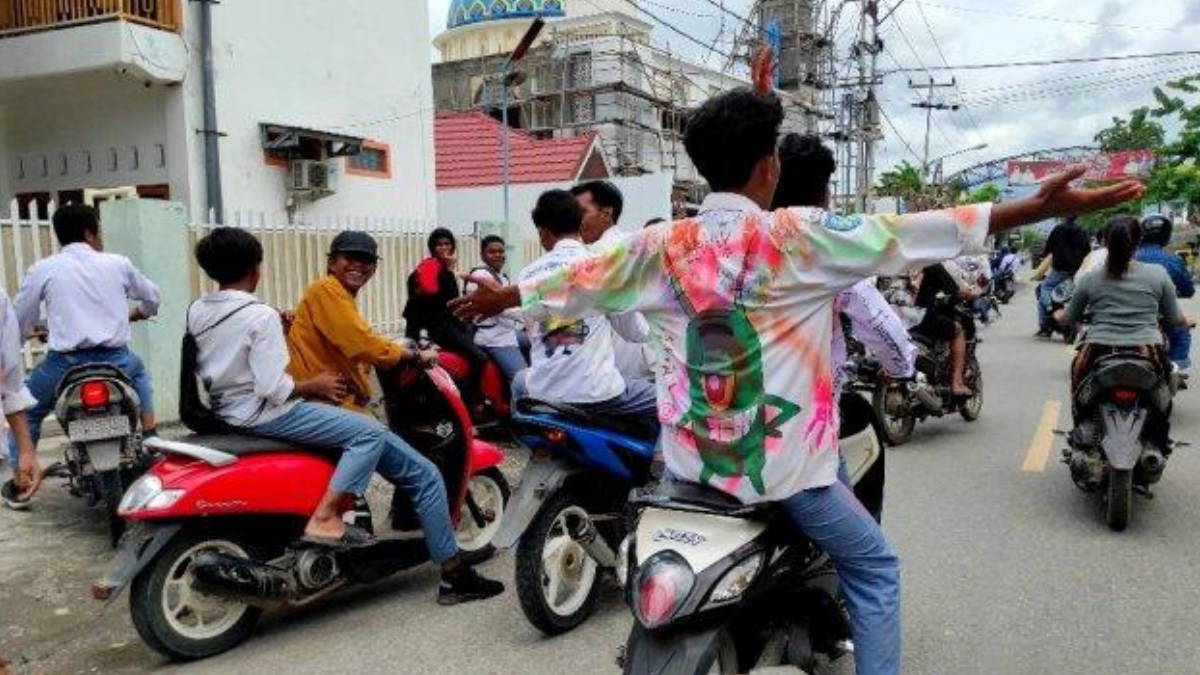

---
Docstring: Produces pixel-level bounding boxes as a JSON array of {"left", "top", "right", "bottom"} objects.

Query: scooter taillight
[
  {"left": 1110, "top": 388, "right": 1139, "bottom": 406},
  {"left": 80, "top": 381, "right": 111, "bottom": 408},
  {"left": 544, "top": 428, "right": 568, "bottom": 445}
]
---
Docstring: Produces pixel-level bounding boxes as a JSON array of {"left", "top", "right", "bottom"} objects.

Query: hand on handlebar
[{"left": 417, "top": 348, "right": 440, "bottom": 368}]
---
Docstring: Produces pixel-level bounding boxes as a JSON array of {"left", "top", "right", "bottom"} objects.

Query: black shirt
[
  {"left": 915, "top": 264, "right": 959, "bottom": 309},
  {"left": 1043, "top": 222, "right": 1090, "bottom": 274}
]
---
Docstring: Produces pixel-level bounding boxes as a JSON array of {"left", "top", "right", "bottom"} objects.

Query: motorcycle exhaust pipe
[
  {"left": 566, "top": 513, "right": 617, "bottom": 568},
  {"left": 1140, "top": 448, "right": 1166, "bottom": 482},
  {"left": 191, "top": 551, "right": 294, "bottom": 605},
  {"left": 906, "top": 381, "right": 942, "bottom": 412}
]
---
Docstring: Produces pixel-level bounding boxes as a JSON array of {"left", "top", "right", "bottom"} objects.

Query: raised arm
[{"left": 123, "top": 258, "right": 162, "bottom": 320}]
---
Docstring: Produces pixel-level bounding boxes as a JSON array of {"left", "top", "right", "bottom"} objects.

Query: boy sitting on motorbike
[
  {"left": 191, "top": 227, "right": 503, "bottom": 605},
  {"left": 511, "top": 190, "right": 658, "bottom": 433},
  {"left": 452, "top": 86, "right": 1140, "bottom": 675},
  {"left": 5, "top": 204, "right": 159, "bottom": 509},
  {"left": 0, "top": 290, "right": 40, "bottom": 510},
  {"left": 287, "top": 230, "right": 414, "bottom": 413},
  {"left": 463, "top": 235, "right": 529, "bottom": 384},
  {"left": 913, "top": 262, "right": 980, "bottom": 397}
]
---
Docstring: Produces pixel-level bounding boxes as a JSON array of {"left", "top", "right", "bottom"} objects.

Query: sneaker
[
  {"left": 1034, "top": 329, "right": 1052, "bottom": 338},
  {"left": 1, "top": 479, "right": 32, "bottom": 511},
  {"left": 437, "top": 565, "right": 505, "bottom": 606}
]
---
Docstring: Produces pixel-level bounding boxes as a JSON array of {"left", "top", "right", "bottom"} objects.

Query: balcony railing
[{"left": 0, "top": 0, "right": 181, "bottom": 36}]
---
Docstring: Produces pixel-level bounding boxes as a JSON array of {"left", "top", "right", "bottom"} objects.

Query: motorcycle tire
[
  {"left": 960, "top": 356, "right": 984, "bottom": 422},
  {"left": 456, "top": 467, "right": 511, "bottom": 554},
  {"left": 872, "top": 386, "right": 915, "bottom": 446},
  {"left": 1105, "top": 469, "right": 1132, "bottom": 532},
  {"left": 130, "top": 529, "right": 265, "bottom": 661},
  {"left": 622, "top": 625, "right": 740, "bottom": 675},
  {"left": 515, "top": 491, "right": 603, "bottom": 636}
]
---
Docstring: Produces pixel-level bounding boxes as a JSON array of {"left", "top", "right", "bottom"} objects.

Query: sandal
[{"left": 300, "top": 523, "right": 376, "bottom": 549}]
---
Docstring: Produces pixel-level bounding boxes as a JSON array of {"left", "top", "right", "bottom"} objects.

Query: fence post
[{"left": 100, "top": 199, "right": 191, "bottom": 423}]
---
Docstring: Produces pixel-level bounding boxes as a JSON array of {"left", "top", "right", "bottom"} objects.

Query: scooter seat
[
  {"left": 631, "top": 480, "right": 776, "bottom": 519},
  {"left": 172, "top": 434, "right": 341, "bottom": 458},
  {"left": 515, "top": 398, "right": 659, "bottom": 442}
]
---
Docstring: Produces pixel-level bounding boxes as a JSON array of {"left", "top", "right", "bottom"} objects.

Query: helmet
[{"left": 1141, "top": 214, "right": 1172, "bottom": 246}]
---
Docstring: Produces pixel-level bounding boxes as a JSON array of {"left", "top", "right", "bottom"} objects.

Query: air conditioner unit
[{"left": 289, "top": 160, "right": 340, "bottom": 195}]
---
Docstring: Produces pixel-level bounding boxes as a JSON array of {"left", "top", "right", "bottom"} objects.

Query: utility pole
[
  {"left": 853, "top": 0, "right": 882, "bottom": 212},
  {"left": 909, "top": 77, "right": 958, "bottom": 176}
]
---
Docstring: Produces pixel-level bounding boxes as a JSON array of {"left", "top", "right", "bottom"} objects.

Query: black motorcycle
[
  {"left": 871, "top": 304, "right": 983, "bottom": 445},
  {"left": 993, "top": 269, "right": 1016, "bottom": 304},
  {"left": 53, "top": 364, "right": 149, "bottom": 543},
  {"left": 617, "top": 395, "right": 885, "bottom": 675},
  {"left": 1062, "top": 349, "right": 1179, "bottom": 531},
  {"left": 1043, "top": 279, "right": 1078, "bottom": 343}
]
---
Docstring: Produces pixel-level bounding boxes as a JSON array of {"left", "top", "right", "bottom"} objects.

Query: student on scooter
[
  {"left": 463, "top": 235, "right": 528, "bottom": 383},
  {"left": 191, "top": 227, "right": 503, "bottom": 605},
  {"left": 0, "top": 290, "right": 40, "bottom": 510},
  {"left": 287, "top": 231, "right": 411, "bottom": 413},
  {"left": 511, "top": 190, "right": 658, "bottom": 432},
  {"left": 403, "top": 228, "right": 489, "bottom": 410},
  {"left": 5, "top": 204, "right": 159, "bottom": 510},
  {"left": 571, "top": 180, "right": 655, "bottom": 382},
  {"left": 452, "top": 87, "right": 1141, "bottom": 675}
]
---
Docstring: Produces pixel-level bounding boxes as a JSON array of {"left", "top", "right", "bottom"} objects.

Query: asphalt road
[{"left": 2, "top": 283, "right": 1198, "bottom": 675}]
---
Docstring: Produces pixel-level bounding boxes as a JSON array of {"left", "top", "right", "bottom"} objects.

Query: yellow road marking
[{"left": 1022, "top": 400, "right": 1062, "bottom": 473}]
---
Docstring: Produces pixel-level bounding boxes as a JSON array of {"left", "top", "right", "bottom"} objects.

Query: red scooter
[
  {"left": 92, "top": 364, "right": 508, "bottom": 661},
  {"left": 438, "top": 350, "right": 510, "bottom": 427}
]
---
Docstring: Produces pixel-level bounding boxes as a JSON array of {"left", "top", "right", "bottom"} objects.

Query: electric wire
[{"left": 883, "top": 50, "right": 1200, "bottom": 74}]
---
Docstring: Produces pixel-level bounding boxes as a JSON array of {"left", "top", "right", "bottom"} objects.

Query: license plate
[{"left": 68, "top": 415, "right": 131, "bottom": 443}]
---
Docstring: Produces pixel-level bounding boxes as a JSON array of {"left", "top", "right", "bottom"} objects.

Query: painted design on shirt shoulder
[{"left": 823, "top": 213, "right": 864, "bottom": 232}]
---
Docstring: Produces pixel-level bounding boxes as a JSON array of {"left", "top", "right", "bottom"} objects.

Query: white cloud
[{"left": 426, "top": 0, "right": 1200, "bottom": 178}]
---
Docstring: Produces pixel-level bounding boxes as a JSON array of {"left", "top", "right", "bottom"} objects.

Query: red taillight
[
  {"left": 1111, "top": 388, "right": 1139, "bottom": 406},
  {"left": 545, "top": 428, "right": 567, "bottom": 444},
  {"left": 80, "top": 381, "right": 110, "bottom": 408}
]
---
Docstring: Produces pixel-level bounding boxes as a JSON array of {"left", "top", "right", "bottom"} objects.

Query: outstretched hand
[
  {"left": 450, "top": 282, "right": 520, "bottom": 322},
  {"left": 1035, "top": 165, "right": 1145, "bottom": 218}
]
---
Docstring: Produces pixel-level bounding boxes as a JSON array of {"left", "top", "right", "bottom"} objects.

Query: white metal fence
[{"left": 1, "top": 200, "right": 544, "bottom": 367}]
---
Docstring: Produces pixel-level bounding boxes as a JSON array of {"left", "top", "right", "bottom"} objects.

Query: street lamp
[
  {"left": 498, "top": 17, "right": 546, "bottom": 227},
  {"left": 925, "top": 143, "right": 988, "bottom": 183}
]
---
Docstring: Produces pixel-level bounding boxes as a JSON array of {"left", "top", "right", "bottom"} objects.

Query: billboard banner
[{"left": 1006, "top": 150, "right": 1155, "bottom": 185}]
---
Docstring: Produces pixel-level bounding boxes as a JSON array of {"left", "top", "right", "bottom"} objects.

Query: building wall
[
  {"left": 193, "top": 1, "right": 436, "bottom": 221},
  {"left": 0, "top": 75, "right": 176, "bottom": 209}
]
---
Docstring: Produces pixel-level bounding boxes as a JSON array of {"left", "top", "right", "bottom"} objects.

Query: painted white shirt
[
  {"left": 831, "top": 279, "right": 916, "bottom": 398},
  {"left": 14, "top": 243, "right": 160, "bottom": 352},
  {"left": 595, "top": 227, "right": 655, "bottom": 382},
  {"left": 518, "top": 238, "right": 626, "bottom": 404},
  {"left": 0, "top": 292, "right": 36, "bottom": 461},
  {"left": 518, "top": 192, "right": 989, "bottom": 503},
  {"left": 188, "top": 290, "right": 297, "bottom": 427},
  {"left": 464, "top": 266, "right": 523, "bottom": 348}
]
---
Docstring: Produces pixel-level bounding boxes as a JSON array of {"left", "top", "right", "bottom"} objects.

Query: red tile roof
[{"left": 435, "top": 112, "right": 604, "bottom": 189}]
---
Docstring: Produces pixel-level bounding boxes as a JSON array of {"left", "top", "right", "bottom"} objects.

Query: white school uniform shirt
[
  {"left": 464, "top": 266, "right": 523, "bottom": 349},
  {"left": 188, "top": 290, "right": 297, "bottom": 428},
  {"left": 0, "top": 292, "right": 36, "bottom": 460},
  {"left": 518, "top": 192, "right": 989, "bottom": 503},
  {"left": 594, "top": 227, "right": 655, "bottom": 382},
  {"left": 13, "top": 243, "right": 161, "bottom": 352},
  {"left": 517, "top": 238, "right": 627, "bottom": 404},
  {"left": 831, "top": 279, "right": 916, "bottom": 398}
]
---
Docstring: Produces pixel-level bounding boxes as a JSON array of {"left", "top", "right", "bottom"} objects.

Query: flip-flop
[{"left": 300, "top": 524, "right": 376, "bottom": 549}]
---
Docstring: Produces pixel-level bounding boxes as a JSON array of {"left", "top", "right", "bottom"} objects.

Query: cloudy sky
[{"left": 426, "top": 0, "right": 1200, "bottom": 178}]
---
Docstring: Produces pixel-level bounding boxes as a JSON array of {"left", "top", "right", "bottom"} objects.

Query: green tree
[
  {"left": 1147, "top": 74, "right": 1200, "bottom": 212},
  {"left": 964, "top": 183, "right": 1002, "bottom": 204},
  {"left": 876, "top": 161, "right": 925, "bottom": 198},
  {"left": 1093, "top": 107, "right": 1165, "bottom": 152}
]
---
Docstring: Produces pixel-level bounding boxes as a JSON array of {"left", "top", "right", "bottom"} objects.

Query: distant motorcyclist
[
  {"left": 913, "top": 262, "right": 979, "bottom": 397},
  {"left": 1136, "top": 214, "right": 1194, "bottom": 371},
  {"left": 1036, "top": 217, "right": 1090, "bottom": 337},
  {"left": 7, "top": 204, "right": 159, "bottom": 510},
  {"left": 1056, "top": 215, "right": 1193, "bottom": 403}
]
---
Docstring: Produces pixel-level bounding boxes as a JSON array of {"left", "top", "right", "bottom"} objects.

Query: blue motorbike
[{"left": 494, "top": 398, "right": 658, "bottom": 635}]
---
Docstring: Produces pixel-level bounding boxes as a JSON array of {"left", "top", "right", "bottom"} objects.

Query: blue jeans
[
  {"left": 5, "top": 346, "right": 154, "bottom": 466},
  {"left": 1036, "top": 269, "right": 1070, "bottom": 330},
  {"left": 781, "top": 482, "right": 901, "bottom": 675},
  {"left": 248, "top": 402, "right": 458, "bottom": 564},
  {"left": 480, "top": 344, "right": 527, "bottom": 383},
  {"left": 1167, "top": 327, "right": 1192, "bottom": 369}
]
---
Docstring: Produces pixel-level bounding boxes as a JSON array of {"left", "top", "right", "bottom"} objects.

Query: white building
[{"left": 0, "top": 1, "right": 437, "bottom": 222}]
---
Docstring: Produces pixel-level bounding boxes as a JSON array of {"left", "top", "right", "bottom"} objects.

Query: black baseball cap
[{"left": 329, "top": 230, "right": 379, "bottom": 261}]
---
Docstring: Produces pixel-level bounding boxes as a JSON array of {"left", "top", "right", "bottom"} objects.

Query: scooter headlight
[
  {"left": 705, "top": 552, "right": 765, "bottom": 607},
  {"left": 632, "top": 551, "right": 694, "bottom": 629},
  {"left": 118, "top": 475, "right": 183, "bottom": 515}
]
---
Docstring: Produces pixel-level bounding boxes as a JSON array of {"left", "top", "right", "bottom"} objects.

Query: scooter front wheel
[
  {"left": 456, "top": 467, "right": 511, "bottom": 553},
  {"left": 515, "top": 491, "right": 601, "bottom": 635},
  {"left": 129, "top": 529, "right": 264, "bottom": 661}
]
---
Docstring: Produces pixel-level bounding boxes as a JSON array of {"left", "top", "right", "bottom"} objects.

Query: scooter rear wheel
[
  {"left": 456, "top": 467, "right": 511, "bottom": 553},
  {"left": 130, "top": 529, "right": 265, "bottom": 661},
  {"left": 515, "top": 491, "right": 601, "bottom": 635}
]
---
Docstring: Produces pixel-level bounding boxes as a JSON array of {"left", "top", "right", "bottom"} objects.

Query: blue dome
[{"left": 447, "top": 0, "right": 566, "bottom": 31}]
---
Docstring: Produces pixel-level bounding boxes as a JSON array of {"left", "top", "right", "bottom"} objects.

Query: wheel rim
[
  {"left": 964, "top": 361, "right": 984, "bottom": 417},
  {"left": 161, "top": 539, "right": 251, "bottom": 641},
  {"left": 540, "top": 506, "right": 598, "bottom": 617},
  {"left": 456, "top": 474, "right": 506, "bottom": 551}
]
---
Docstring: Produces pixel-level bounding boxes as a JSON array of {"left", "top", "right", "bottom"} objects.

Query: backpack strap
[{"left": 190, "top": 301, "right": 262, "bottom": 338}]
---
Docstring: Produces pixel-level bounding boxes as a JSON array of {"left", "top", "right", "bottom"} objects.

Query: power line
[
  {"left": 613, "top": 0, "right": 737, "bottom": 61},
  {"left": 920, "top": 2, "right": 1179, "bottom": 32},
  {"left": 879, "top": 105, "right": 922, "bottom": 164},
  {"left": 883, "top": 49, "right": 1200, "bottom": 74},
  {"left": 911, "top": 0, "right": 986, "bottom": 145},
  {"left": 954, "top": 55, "right": 1200, "bottom": 98},
  {"left": 962, "top": 63, "right": 1200, "bottom": 108}
]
